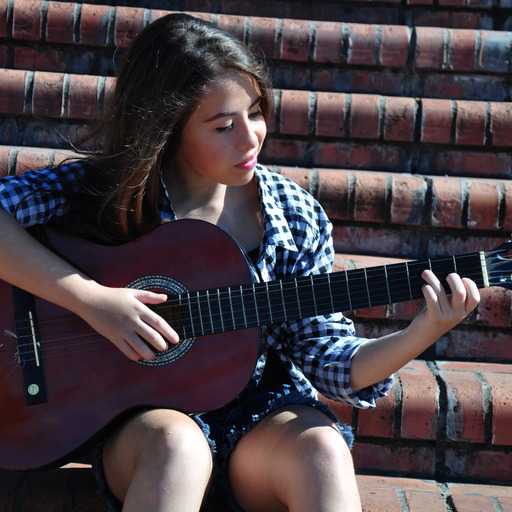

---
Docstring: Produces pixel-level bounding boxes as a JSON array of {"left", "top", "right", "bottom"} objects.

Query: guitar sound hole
[{"left": 126, "top": 275, "right": 195, "bottom": 367}]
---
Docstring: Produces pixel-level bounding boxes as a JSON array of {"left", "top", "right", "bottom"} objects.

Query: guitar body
[{"left": 0, "top": 220, "right": 260, "bottom": 470}]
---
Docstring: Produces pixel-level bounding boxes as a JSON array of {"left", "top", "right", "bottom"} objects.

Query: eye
[
  {"left": 216, "top": 123, "right": 233, "bottom": 133},
  {"left": 249, "top": 108, "right": 264, "bottom": 120}
]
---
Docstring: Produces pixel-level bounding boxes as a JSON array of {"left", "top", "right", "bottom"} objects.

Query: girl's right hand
[{"left": 75, "top": 284, "right": 180, "bottom": 361}]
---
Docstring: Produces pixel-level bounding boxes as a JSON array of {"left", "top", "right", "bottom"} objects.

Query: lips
[{"left": 236, "top": 153, "right": 258, "bottom": 170}]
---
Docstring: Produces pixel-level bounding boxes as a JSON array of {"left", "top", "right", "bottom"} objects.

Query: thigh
[{"left": 228, "top": 405, "right": 357, "bottom": 512}]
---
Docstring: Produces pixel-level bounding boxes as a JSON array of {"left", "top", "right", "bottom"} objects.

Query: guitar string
[{"left": 7, "top": 252, "right": 507, "bottom": 365}]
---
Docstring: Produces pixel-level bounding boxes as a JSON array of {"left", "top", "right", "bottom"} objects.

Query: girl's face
[{"left": 169, "top": 70, "right": 267, "bottom": 189}]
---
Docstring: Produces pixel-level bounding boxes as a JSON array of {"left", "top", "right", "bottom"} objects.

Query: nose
[{"left": 236, "top": 119, "right": 261, "bottom": 151}]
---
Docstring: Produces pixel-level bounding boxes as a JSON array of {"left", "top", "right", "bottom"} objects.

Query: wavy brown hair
[{"left": 59, "top": 13, "right": 273, "bottom": 243}]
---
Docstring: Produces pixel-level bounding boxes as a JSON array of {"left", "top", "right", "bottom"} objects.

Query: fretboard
[{"left": 157, "top": 251, "right": 487, "bottom": 339}]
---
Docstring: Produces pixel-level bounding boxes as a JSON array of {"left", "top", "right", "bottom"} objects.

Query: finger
[
  {"left": 445, "top": 273, "right": 468, "bottom": 316},
  {"left": 462, "top": 277, "right": 481, "bottom": 311},
  {"left": 421, "top": 270, "right": 448, "bottom": 309},
  {"left": 133, "top": 290, "right": 180, "bottom": 346}
]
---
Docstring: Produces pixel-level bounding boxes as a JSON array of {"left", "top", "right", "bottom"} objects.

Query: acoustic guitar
[{"left": 0, "top": 219, "right": 510, "bottom": 470}]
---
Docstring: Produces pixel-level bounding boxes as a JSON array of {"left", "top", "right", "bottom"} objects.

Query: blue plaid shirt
[{"left": 0, "top": 162, "right": 393, "bottom": 408}]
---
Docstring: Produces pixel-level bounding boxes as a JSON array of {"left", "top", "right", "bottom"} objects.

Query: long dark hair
[{"left": 59, "top": 13, "right": 273, "bottom": 243}]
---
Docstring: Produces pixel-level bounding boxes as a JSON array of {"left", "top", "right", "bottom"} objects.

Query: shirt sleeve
[
  {"left": 0, "top": 163, "right": 85, "bottom": 227},
  {"left": 267, "top": 209, "right": 394, "bottom": 409}
]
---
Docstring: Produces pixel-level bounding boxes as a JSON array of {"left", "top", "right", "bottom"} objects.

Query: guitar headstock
[{"left": 486, "top": 240, "right": 512, "bottom": 289}]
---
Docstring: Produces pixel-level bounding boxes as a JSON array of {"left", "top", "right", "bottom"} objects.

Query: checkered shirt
[{"left": 0, "top": 162, "right": 393, "bottom": 408}]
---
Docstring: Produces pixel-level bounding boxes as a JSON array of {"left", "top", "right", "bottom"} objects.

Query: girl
[{"left": 0, "top": 13, "right": 479, "bottom": 512}]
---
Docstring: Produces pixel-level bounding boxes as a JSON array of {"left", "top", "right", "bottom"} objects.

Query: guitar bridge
[{"left": 12, "top": 286, "right": 48, "bottom": 405}]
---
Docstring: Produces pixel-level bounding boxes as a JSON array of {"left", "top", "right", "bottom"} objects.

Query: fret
[
  {"left": 294, "top": 278, "right": 303, "bottom": 318},
  {"left": 326, "top": 274, "right": 335, "bottom": 314},
  {"left": 364, "top": 268, "right": 371, "bottom": 307},
  {"left": 345, "top": 272, "right": 352, "bottom": 311},
  {"left": 252, "top": 283, "right": 260, "bottom": 326},
  {"left": 241, "top": 283, "right": 258, "bottom": 328},
  {"left": 383, "top": 262, "right": 414, "bottom": 303},
  {"left": 346, "top": 269, "right": 371, "bottom": 310},
  {"left": 253, "top": 282, "right": 271, "bottom": 325},
  {"left": 365, "top": 265, "right": 393, "bottom": 307},
  {"left": 188, "top": 292, "right": 201, "bottom": 336},
  {"left": 310, "top": 274, "right": 335, "bottom": 317},
  {"left": 177, "top": 295, "right": 189, "bottom": 338},
  {"left": 280, "top": 280, "right": 301, "bottom": 321},
  {"left": 405, "top": 262, "right": 413, "bottom": 300},
  {"left": 310, "top": 275, "right": 318, "bottom": 316},
  {"left": 216, "top": 289, "right": 225, "bottom": 332},
  {"left": 217, "top": 286, "right": 235, "bottom": 332},
  {"left": 266, "top": 283, "right": 274, "bottom": 323},
  {"left": 228, "top": 288, "right": 236, "bottom": 329},
  {"left": 206, "top": 290, "right": 214, "bottom": 332},
  {"left": 294, "top": 275, "right": 318, "bottom": 317},
  {"left": 329, "top": 272, "right": 352, "bottom": 312},
  {"left": 196, "top": 291, "right": 205, "bottom": 335},
  {"left": 205, "top": 288, "right": 223, "bottom": 335},
  {"left": 239, "top": 286, "right": 248, "bottom": 328},
  {"left": 280, "top": 282, "right": 287, "bottom": 321}
]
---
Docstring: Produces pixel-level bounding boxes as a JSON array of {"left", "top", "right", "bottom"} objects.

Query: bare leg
[
  {"left": 102, "top": 409, "right": 213, "bottom": 512},
  {"left": 229, "top": 405, "right": 361, "bottom": 512}
]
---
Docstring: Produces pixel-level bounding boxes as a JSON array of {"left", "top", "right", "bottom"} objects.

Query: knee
[
  {"left": 137, "top": 411, "right": 212, "bottom": 472},
  {"left": 298, "top": 426, "right": 354, "bottom": 473}
]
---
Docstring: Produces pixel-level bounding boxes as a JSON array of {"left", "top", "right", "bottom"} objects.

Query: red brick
[
  {"left": 0, "top": 0, "right": 7, "bottom": 38},
  {"left": 467, "top": 180, "right": 500, "bottom": 230},
  {"left": 32, "top": 71, "right": 63, "bottom": 118},
  {"left": 248, "top": 17, "right": 278, "bottom": 60},
  {"left": 451, "top": 493, "right": 503, "bottom": 512},
  {"left": 279, "top": 89, "right": 310, "bottom": 136},
  {"left": 79, "top": 4, "right": 111, "bottom": 46},
  {"left": 314, "top": 21, "right": 343, "bottom": 63},
  {"left": 216, "top": 14, "right": 245, "bottom": 43},
  {"left": 490, "top": 102, "right": 512, "bottom": 147},
  {"left": 350, "top": 94, "right": 381, "bottom": 139},
  {"left": 15, "top": 147, "right": 54, "bottom": 174},
  {"left": 421, "top": 98, "right": 453, "bottom": 144},
  {"left": 380, "top": 25, "right": 410, "bottom": 68},
  {"left": 406, "top": 489, "right": 448, "bottom": 511},
  {"left": 346, "top": 23, "right": 378, "bottom": 66},
  {"left": 390, "top": 174, "right": 426, "bottom": 225},
  {"left": 316, "top": 168, "right": 350, "bottom": 221},
  {"left": 383, "top": 96, "right": 416, "bottom": 142},
  {"left": 12, "top": 0, "right": 41, "bottom": 41},
  {"left": 479, "top": 370, "right": 512, "bottom": 445},
  {"left": 353, "top": 172, "right": 387, "bottom": 223},
  {"left": 455, "top": 100, "right": 486, "bottom": 146},
  {"left": 436, "top": 151, "right": 512, "bottom": 178},
  {"left": 430, "top": 177, "right": 463, "bottom": 229},
  {"left": 441, "top": 328, "right": 512, "bottom": 362},
  {"left": 114, "top": 6, "right": 146, "bottom": 48},
  {"left": 278, "top": 166, "right": 311, "bottom": 193},
  {"left": 439, "top": 367, "right": 485, "bottom": 443},
  {"left": 446, "top": 29, "right": 477, "bottom": 71},
  {"left": 359, "top": 486, "right": 402, "bottom": 511},
  {"left": 46, "top": 1, "right": 75, "bottom": 44},
  {"left": 68, "top": 74, "right": 100, "bottom": 120},
  {"left": 261, "top": 138, "right": 308, "bottom": 164},
  {"left": 315, "top": 92, "right": 347, "bottom": 138},
  {"left": 353, "top": 442, "right": 436, "bottom": 475},
  {"left": 415, "top": 27, "right": 445, "bottom": 69},
  {"left": 281, "top": 18, "right": 311, "bottom": 62},
  {"left": 399, "top": 361, "right": 439, "bottom": 440},
  {"left": 0, "top": 69, "right": 26, "bottom": 115},
  {"left": 357, "top": 382, "right": 396, "bottom": 438}
]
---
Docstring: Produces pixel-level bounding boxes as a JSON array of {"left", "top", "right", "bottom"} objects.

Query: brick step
[
  {"left": 2, "top": 68, "right": 512, "bottom": 152},
  {"left": 15, "top": 0, "right": 505, "bottom": 30},
  {"left": 2, "top": 1, "right": 511, "bottom": 99},
  {"left": 1, "top": 464, "right": 511, "bottom": 511},
  {"left": 324, "top": 360, "right": 512, "bottom": 482},
  {"left": 3, "top": 146, "right": 512, "bottom": 240}
]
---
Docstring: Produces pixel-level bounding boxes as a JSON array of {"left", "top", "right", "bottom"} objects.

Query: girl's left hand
[{"left": 415, "top": 270, "right": 481, "bottom": 337}]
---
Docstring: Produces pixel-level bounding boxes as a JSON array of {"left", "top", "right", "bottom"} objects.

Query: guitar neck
[{"left": 158, "top": 250, "right": 489, "bottom": 339}]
